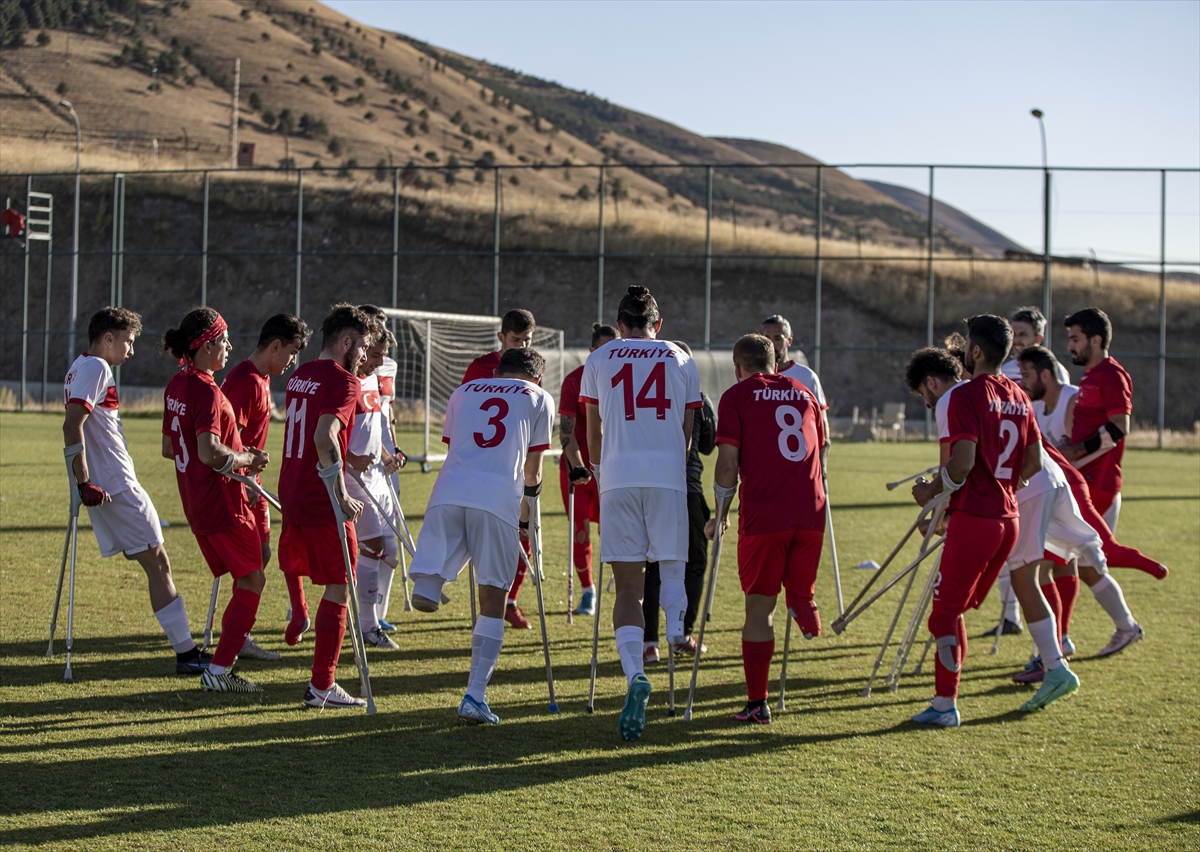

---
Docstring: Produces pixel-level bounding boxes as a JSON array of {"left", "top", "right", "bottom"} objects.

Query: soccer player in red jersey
[
  {"left": 559, "top": 322, "right": 617, "bottom": 617},
  {"left": 909, "top": 315, "right": 1073, "bottom": 725},
  {"left": 64, "top": 308, "right": 208, "bottom": 675},
  {"left": 222, "top": 313, "right": 311, "bottom": 658},
  {"left": 278, "top": 304, "right": 374, "bottom": 709},
  {"left": 161, "top": 309, "right": 271, "bottom": 693},
  {"left": 461, "top": 308, "right": 537, "bottom": 628},
  {"left": 1059, "top": 308, "right": 1132, "bottom": 531},
  {"left": 707, "top": 334, "right": 825, "bottom": 724}
]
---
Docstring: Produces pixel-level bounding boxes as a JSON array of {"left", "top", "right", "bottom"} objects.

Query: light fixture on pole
[
  {"left": 59, "top": 99, "right": 82, "bottom": 362},
  {"left": 1031, "top": 108, "right": 1051, "bottom": 345}
]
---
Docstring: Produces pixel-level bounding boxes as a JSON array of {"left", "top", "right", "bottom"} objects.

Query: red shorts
[
  {"left": 279, "top": 521, "right": 356, "bottom": 586},
  {"left": 1044, "top": 549, "right": 1068, "bottom": 566},
  {"left": 195, "top": 520, "right": 263, "bottom": 580},
  {"left": 559, "top": 464, "right": 600, "bottom": 523},
  {"left": 251, "top": 493, "right": 270, "bottom": 544},
  {"left": 737, "top": 527, "right": 823, "bottom": 598},
  {"left": 933, "top": 512, "right": 1019, "bottom": 617}
]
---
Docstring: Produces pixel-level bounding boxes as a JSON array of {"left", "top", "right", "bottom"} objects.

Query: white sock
[
  {"left": 581, "top": 585, "right": 595, "bottom": 595},
  {"left": 377, "top": 537, "right": 399, "bottom": 622},
  {"left": 357, "top": 554, "right": 381, "bottom": 632},
  {"left": 1026, "top": 616, "right": 1063, "bottom": 670},
  {"left": 997, "top": 568, "right": 1021, "bottom": 625},
  {"left": 614, "top": 624, "right": 645, "bottom": 685},
  {"left": 208, "top": 663, "right": 227, "bottom": 676},
  {"left": 659, "top": 561, "right": 688, "bottom": 644},
  {"left": 154, "top": 595, "right": 196, "bottom": 653},
  {"left": 1091, "top": 575, "right": 1136, "bottom": 631},
  {"left": 466, "top": 615, "right": 505, "bottom": 702},
  {"left": 931, "top": 696, "right": 956, "bottom": 711},
  {"left": 412, "top": 573, "right": 444, "bottom": 604}
]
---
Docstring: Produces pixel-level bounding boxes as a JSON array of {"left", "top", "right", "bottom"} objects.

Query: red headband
[{"left": 180, "top": 314, "right": 228, "bottom": 372}]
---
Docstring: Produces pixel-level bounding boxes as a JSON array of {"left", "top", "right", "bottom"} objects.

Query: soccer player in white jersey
[
  {"left": 358, "top": 304, "right": 408, "bottom": 631},
  {"left": 346, "top": 322, "right": 405, "bottom": 651},
  {"left": 1001, "top": 306, "right": 1070, "bottom": 384},
  {"left": 580, "top": 285, "right": 702, "bottom": 742},
  {"left": 407, "top": 348, "right": 554, "bottom": 725},
  {"left": 62, "top": 308, "right": 208, "bottom": 675},
  {"left": 761, "top": 315, "right": 829, "bottom": 450}
]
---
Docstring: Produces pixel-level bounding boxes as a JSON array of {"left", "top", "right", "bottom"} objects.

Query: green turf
[{"left": 1, "top": 411, "right": 1197, "bottom": 851}]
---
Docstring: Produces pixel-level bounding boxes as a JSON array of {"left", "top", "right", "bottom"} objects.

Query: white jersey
[
  {"left": 347, "top": 373, "right": 389, "bottom": 498},
  {"left": 1019, "top": 442, "right": 1068, "bottom": 504},
  {"left": 375, "top": 356, "right": 398, "bottom": 452},
  {"left": 935, "top": 380, "right": 969, "bottom": 441},
  {"left": 779, "top": 360, "right": 828, "bottom": 408},
  {"left": 580, "top": 337, "right": 702, "bottom": 494},
  {"left": 1034, "top": 384, "right": 1078, "bottom": 446},
  {"left": 63, "top": 353, "right": 139, "bottom": 495},
  {"left": 430, "top": 377, "right": 555, "bottom": 527},
  {"left": 1002, "top": 356, "right": 1070, "bottom": 386}
]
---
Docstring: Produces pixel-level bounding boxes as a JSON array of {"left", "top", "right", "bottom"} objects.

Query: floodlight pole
[
  {"left": 60, "top": 100, "right": 81, "bottom": 364},
  {"left": 596, "top": 165, "right": 605, "bottom": 325},
  {"left": 1032, "top": 109, "right": 1051, "bottom": 347}
]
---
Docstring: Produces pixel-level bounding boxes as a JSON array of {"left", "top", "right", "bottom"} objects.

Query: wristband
[
  {"left": 519, "top": 520, "right": 529, "bottom": 530},
  {"left": 941, "top": 467, "right": 964, "bottom": 492},
  {"left": 523, "top": 482, "right": 542, "bottom": 498},
  {"left": 77, "top": 480, "right": 108, "bottom": 507},
  {"left": 1082, "top": 433, "right": 1102, "bottom": 454},
  {"left": 1102, "top": 422, "right": 1125, "bottom": 443}
]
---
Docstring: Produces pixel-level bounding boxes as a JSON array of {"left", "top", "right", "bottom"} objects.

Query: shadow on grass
[{"left": 1156, "top": 810, "right": 1200, "bottom": 824}]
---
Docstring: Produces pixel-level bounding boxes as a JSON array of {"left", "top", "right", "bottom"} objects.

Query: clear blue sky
[{"left": 328, "top": 0, "right": 1199, "bottom": 262}]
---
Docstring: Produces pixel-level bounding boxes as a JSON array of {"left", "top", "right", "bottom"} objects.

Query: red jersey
[
  {"left": 1070, "top": 356, "right": 1131, "bottom": 494},
  {"left": 221, "top": 359, "right": 272, "bottom": 451},
  {"left": 716, "top": 373, "right": 826, "bottom": 535},
  {"left": 461, "top": 350, "right": 500, "bottom": 385},
  {"left": 944, "top": 374, "right": 1040, "bottom": 519},
  {"left": 163, "top": 370, "right": 252, "bottom": 536},
  {"left": 278, "top": 358, "right": 359, "bottom": 526},
  {"left": 558, "top": 365, "right": 590, "bottom": 468}
]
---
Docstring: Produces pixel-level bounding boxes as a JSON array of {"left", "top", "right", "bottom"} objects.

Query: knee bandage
[{"left": 936, "top": 635, "right": 961, "bottom": 673}]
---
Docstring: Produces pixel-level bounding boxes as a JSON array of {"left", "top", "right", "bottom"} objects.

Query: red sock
[
  {"left": 742, "top": 639, "right": 775, "bottom": 702},
  {"left": 284, "top": 573, "right": 309, "bottom": 645},
  {"left": 508, "top": 543, "right": 530, "bottom": 602},
  {"left": 1102, "top": 540, "right": 1165, "bottom": 578},
  {"left": 1040, "top": 581, "right": 1063, "bottom": 643},
  {"left": 212, "top": 588, "right": 261, "bottom": 668},
  {"left": 1054, "top": 575, "right": 1080, "bottom": 635},
  {"left": 574, "top": 537, "right": 594, "bottom": 589},
  {"left": 311, "top": 598, "right": 347, "bottom": 690}
]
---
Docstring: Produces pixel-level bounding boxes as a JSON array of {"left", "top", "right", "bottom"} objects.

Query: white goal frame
[{"left": 381, "top": 307, "right": 565, "bottom": 468}]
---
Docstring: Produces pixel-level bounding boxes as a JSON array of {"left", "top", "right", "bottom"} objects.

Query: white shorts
[
  {"left": 1007, "top": 486, "right": 1056, "bottom": 569},
  {"left": 409, "top": 504, "right": 520, "bottom": 590},
  {"left": 1045, "top": 487, "right": 1107, "bottom": 573},
  {"left": 347, "top": 472, "right": 395, "bottom": 542},
  {"left": 599, "top": 487, "right": 688, "bottom": 564},
  {"left": 1103, "top": 492, "right": 1122, "bottom": 533},
  {"left": 86, "top": 484, "right": 163, "bottom": 558}
]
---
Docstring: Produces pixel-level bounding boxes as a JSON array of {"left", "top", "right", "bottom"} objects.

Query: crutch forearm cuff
[
  {"left": 64, "top": 443, "right": 84, "bottom": 459},
  {"left": 217, "top": 453, "right": 237, "bottom": 476},
  {"left": 523, "top": 481, "right": 542, "bottom": 498},
  {"left": 317, "top": 460, "right": 343, "bottom": 481},
  {"left": 713, "top": 482, "right": 737, "bottom": 503}
]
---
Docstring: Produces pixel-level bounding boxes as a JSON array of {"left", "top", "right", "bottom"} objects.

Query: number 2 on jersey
[
  {"left": 474, "top": 397, "right": 509, "bottom": 448},
  {"left": 994, "top": 420, "right": 1019, "bottom": 479},
  {"left": 612, "top": 362, "right": 671, "bottom": 420}
]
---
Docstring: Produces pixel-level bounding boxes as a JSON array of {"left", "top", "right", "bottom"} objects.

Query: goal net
[{"left": 382, "top": 308, "right": 565, "bottom": 466}]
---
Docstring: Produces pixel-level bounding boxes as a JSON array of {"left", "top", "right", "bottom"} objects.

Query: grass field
[{"left": 1, "top": 411, "right": 1197, "bottom": 851}]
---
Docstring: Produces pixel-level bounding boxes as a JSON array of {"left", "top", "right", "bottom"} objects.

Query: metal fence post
[
  {"left": 1042, "top": 168, "right": 1052, "bottom": 348},
  {"left": 493, "top": 167, "right": 501, "bottom": 316},
  {"left": 925, "top": 166, "right": 936, "bottom": 440},
  {"left": 423, "top": 319, "right": 432, "bottom": 463},
  {"left": 200, "top": 171, "right": 209, "bottom": 306},
  {"left": 1157, "top": 170, "right": 1167, "bottom": 448},
  {"left": 112, "top": 174, "right": 125, "bottom": 307},
  {"left": 21, "top": 176, "right": 31, "bottom": 410},
  {"left": 294, "top": 169, "right": 303, "bottom": 318},
  {"left": 41, "top": 210, "right": 53, "bottom": 407},
  {"left": 392, "top": 167, "right": 400, "bottom": 308},
  {"left": 596, "top": 165, "right": 605, "bottom": 324},
  {"left": 704, "top": 165, "right": 713, "bottom": 350},
  {"left": 813, "top": 165, "right": 823, "bottom": 375}
]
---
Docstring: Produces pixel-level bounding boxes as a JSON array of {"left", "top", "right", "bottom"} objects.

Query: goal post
[{"left": 381, "top": 307, "right": 565, "bottom": 468}]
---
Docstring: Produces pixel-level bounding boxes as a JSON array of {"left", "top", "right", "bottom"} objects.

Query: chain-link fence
[{"left": 2, "top": 162, "right": 1196, "bottom": 442}]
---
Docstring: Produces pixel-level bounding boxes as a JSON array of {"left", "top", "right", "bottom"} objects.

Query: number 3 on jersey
[
  {"left": 612, "top": 362, "right": 671, "bottom": 420},
  {"left": 169, "top": 415, "right": 190, "bottom": 472},
  {"left": 474, "top": 397, "right": 509, "bottom": 448}
]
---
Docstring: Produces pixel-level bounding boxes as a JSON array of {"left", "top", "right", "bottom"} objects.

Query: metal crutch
[
  {"left": 683, "top": 490, "right": 733, "bottom": 721},
  {"left": 566, "top": 480, "right": 575, "bottom": 625},
  {"left": 824, "top": 474, "right": 844, "bottom": 617},
  {"left": 48, "top": 444, "right": 84, "bottom": 681},
  {"left": 776, "top": 616, "right": 792, "bottom": 712},
  {"left": 520, "top": 497, "right": 559, "bottom": 714},
  {"left": 381, "top": 469, "right": 416, "bottom": 611},
  {"left": 318, "top": 460, "right": 376, "bottom": 714},
  {"left": 202, "top": 577, "right": 221, "bottom": 654},
  {"left": 586, "top": 561, "right": 604, "bottom": 713}
]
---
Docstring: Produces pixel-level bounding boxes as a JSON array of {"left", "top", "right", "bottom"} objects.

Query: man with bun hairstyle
[
  {"left": 707, "top": 334, "right": 825, "bottom": 723},
  {"left": 63, "top": 307, "right": 208, "bottom": 675},
  {"left": 581, "top": 285, "right": 702, "bottom": 741},
  {"left": 462, "top": 308, "right": 538, "bottom": 628},
  {"left": 222, "top": 313, "right": 310, "bottom": 660},
  {"left": 408, "top": 347, "right": 554, "bottom": 724},
  {"left": 278, "top": 303, "right": 374, "bottom": 709},
  {"left": 163, "top": 308, "right": 271, "bottom": 693},
  {"left": 558, "top": 321, "right": 618, "bottom": 617}
]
